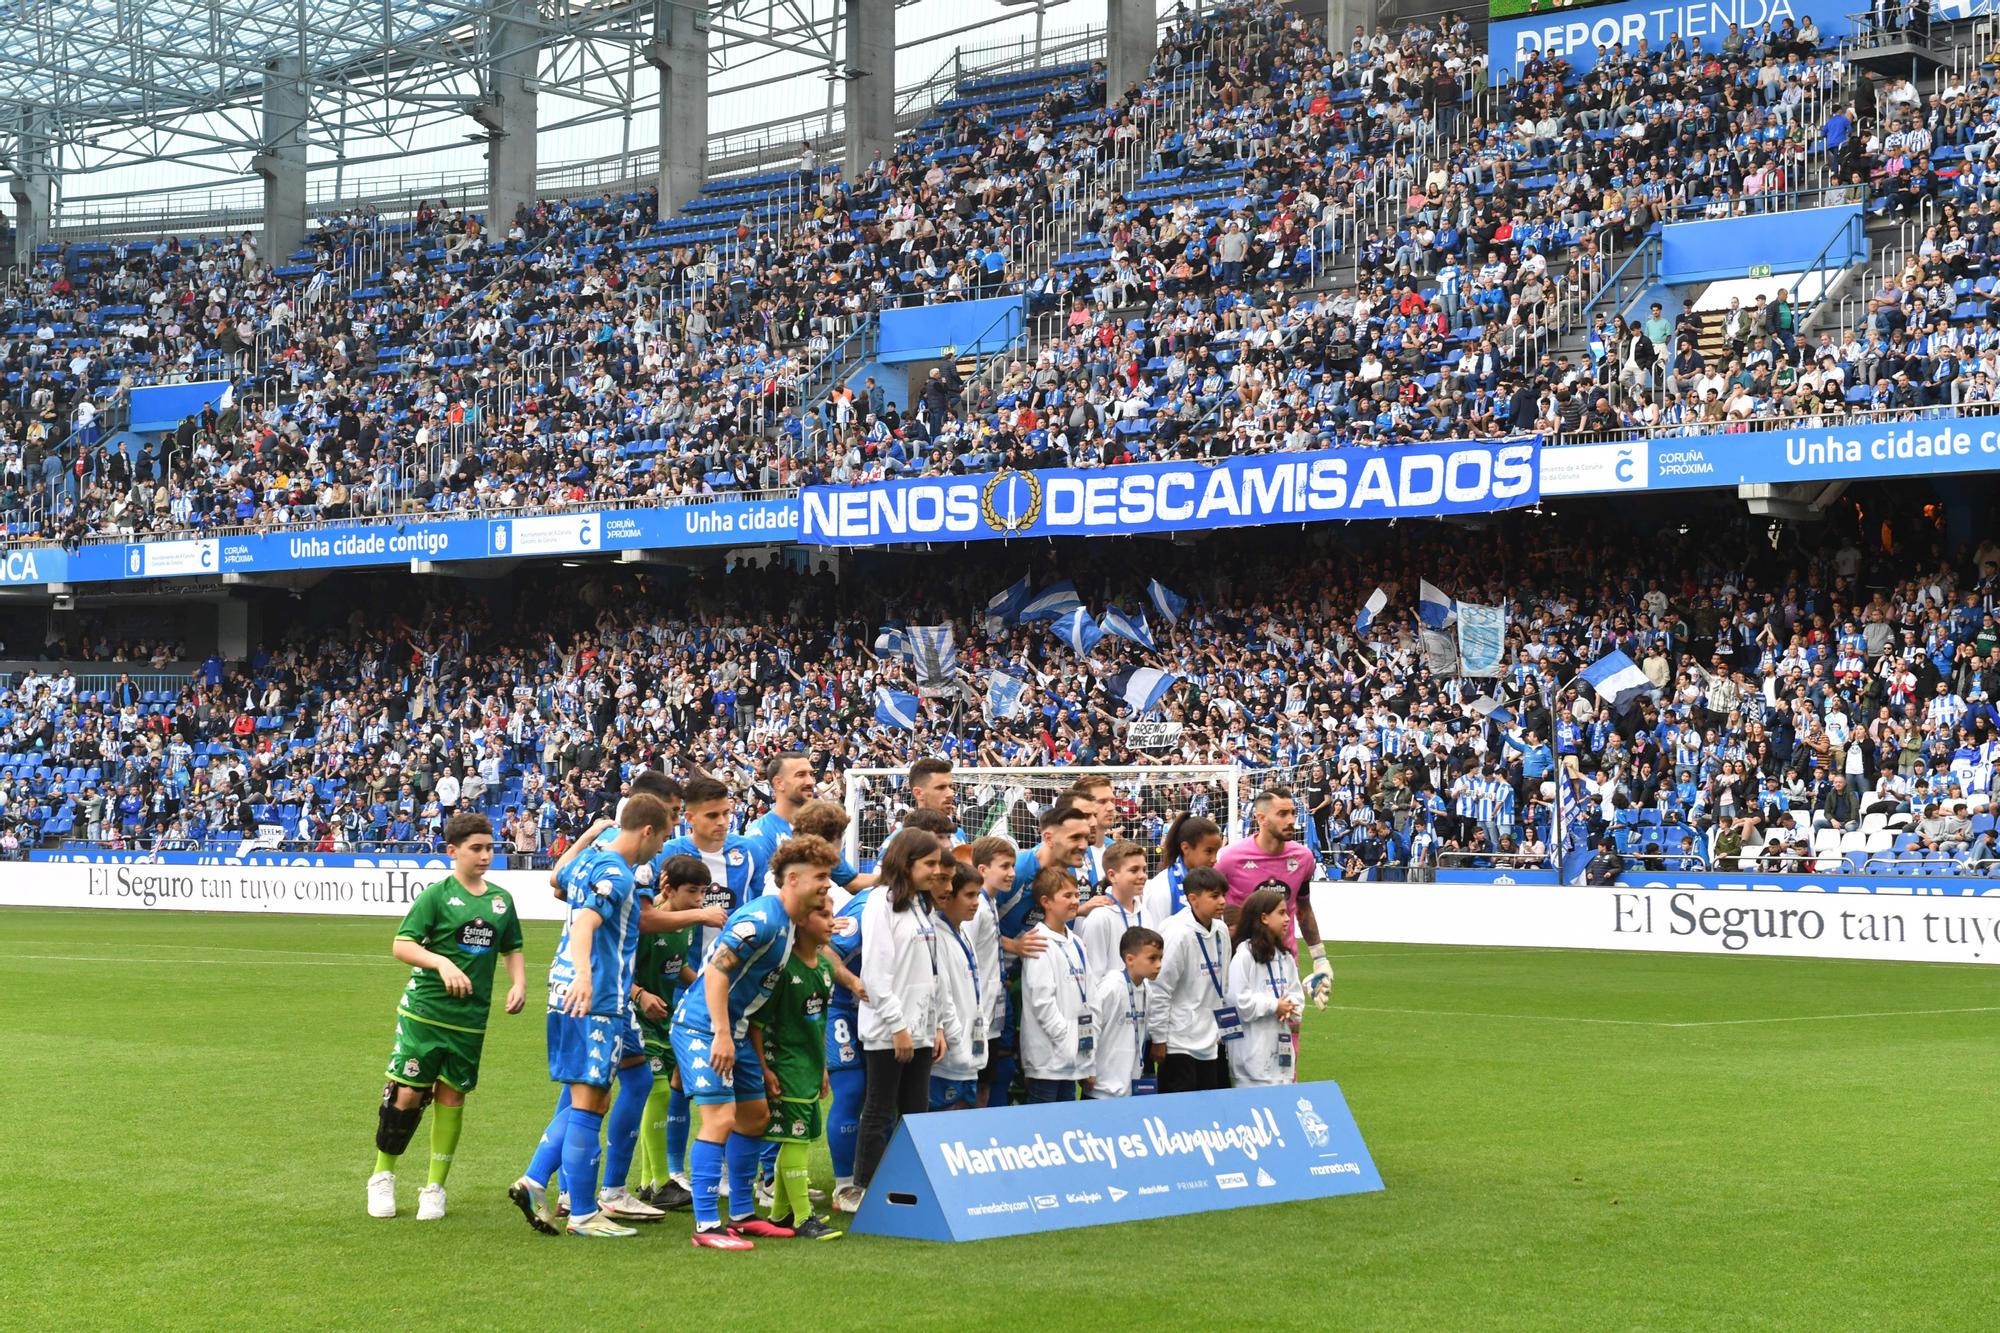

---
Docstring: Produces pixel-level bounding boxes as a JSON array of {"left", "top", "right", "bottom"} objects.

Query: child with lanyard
[
  {"left": 929, "top": 862, "right": 987, "bottom": 1111},
  {"left": 1145, "top": 865, "right": 1235, "bottom": 1093},
  {"left": 1142, "top": 813, "right": 1222, "bottom": 924},
  {"left": 1078, "top": 840, "right": 1153, "bottom": 990},
  {"left": 1225, "top": 888, "right": 1304, "bottom": 1088},
  {"left": 1020, "top": 867, "right": 1092, "bottom": 1103},
  {"left": 1086, "top": 926, "right": 1164, "bottom": 1099}
]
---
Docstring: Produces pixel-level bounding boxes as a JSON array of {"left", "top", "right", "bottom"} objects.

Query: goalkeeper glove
[{"left": 1307, "top": 944, "right": 1333, "bottom": 1009}]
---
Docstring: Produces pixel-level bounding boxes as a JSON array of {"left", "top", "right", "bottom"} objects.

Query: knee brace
[{"left": 376, "top": 1084, "right": 427, "bottom": 1155}]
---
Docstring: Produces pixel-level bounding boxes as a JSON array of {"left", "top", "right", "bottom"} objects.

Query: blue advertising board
[
  {"left": 1432, "top": 867, "right": 2000, "bottom": 895},
  {"left": 0, "top": 496, "right": 801, "bottom": 588},
  {"left": 31, "top": 849, "right": 458, "bottom": 870},
  {"left": 878, "top": 296, "right": 1025, "bottom": 365},
  {"left": 803, "top": 438, "right": 1541, "bottom": 546},
  {"left": 1660, "top": 205, "right": 1864, "bottom": 285},
  {"left": 129, "top": 380, "right": 231, "bottom": 432},
  {"left": 1489, "top": 0, "right": 1855, "bottom": 79},
  {"left": 849, "top": 1080, "right": 1383, "bottom": 1242}
]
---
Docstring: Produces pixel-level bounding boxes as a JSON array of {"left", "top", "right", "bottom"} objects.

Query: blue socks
[
  {"left": 561, "top": 1109, "right": 605, "bottom": 1220},
  {"left": 525, "top": 1088, "right": 571, "bottom": 1186},
  {"left": 690, "top": 1137, "right": 727, "bottom": 1227},
  {"left": 758, "top": 1137, "right": 781, "bottom": 1184},
  {"left": 828, "top": 1066, "right": 865, "bottom": 1180},
  {"left": 666, "top": 1085, "right": 691, "bottom": 1177},
  {"left": 602, "top": 1060, "right": 653, "bottom": 1194},
  {"left": 725, "top": 1131, "right": 761, "bottom": 1222}
]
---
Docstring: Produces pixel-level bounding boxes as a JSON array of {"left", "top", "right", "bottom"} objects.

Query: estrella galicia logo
[{"left": 980, "top": 469, "right": 1042, "bottom": 535}]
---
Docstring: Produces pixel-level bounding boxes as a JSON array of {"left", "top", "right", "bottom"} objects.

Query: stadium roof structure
[{"left": 1, "top": 0, "right": 1136, "bottom": 253}]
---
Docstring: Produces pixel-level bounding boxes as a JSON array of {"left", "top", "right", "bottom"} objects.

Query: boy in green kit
[
  {"left": 368, "top": 812, "right": 525, "bottom": 1221},
  {"left": 632, "top": 854, "right": 711, "bottom": 1209},
  {"left": 749, "top": 900, "right": 839, "bottom": 1240}
]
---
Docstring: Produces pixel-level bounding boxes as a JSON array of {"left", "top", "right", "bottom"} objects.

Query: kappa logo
[
  {"left": 981, "top": 469, "right": 1042, "bottom": 534},
  {"left": 447, "top": 895, "right": 465, "bottom": 907},
  {"left": 1255, "top": 1168, "right": 1276, "bottom": 1188},
  {"left": 1296, "top": 1096, "right": 1331, "bottom": 1148}
]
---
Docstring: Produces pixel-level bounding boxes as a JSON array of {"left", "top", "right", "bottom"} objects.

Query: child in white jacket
[
  {"left": 1020, "top": 868, "right": 1090, "bottom": 1102},
  {"left": 1226, "top": 888, "right": 1304, "bottom": 1087},
  {"left": 1087, "top": 924, "right": 1164, "bottom": 1098},
  {"left": 930, "top": 864, "right": 986, "bottom": 1110}
]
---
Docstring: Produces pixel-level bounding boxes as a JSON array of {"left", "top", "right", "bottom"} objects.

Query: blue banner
[
  {"left": 129, "top": 380, "right": 231, "bottom": 432},
  {"left": 1489, "top": 0, "right": 1855, "bottom": 78},
  {"left": 33, "top": 849, "right": 461, "bottom": 870},
  {"left": 1432, "top": 867, "right": 2000, "bottom": 896},
  {"left": 0, "top": 497, "right": 800, "bottom": 587},
  {"left": 849, "top": 1080, "right": 1383, "bottom": 1241},
  {"left": 804, "top": 439, "right": 1540, "bottom": 546}
]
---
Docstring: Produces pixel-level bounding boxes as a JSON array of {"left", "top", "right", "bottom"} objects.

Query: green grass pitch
[{"left": 6, "top": 906, "right": 1999, "bottom": 1330}]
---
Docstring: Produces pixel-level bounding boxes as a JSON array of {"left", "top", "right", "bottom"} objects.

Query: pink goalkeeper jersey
[{"left": 1215, "top": 837, "right": 1317, "bottom": 949}]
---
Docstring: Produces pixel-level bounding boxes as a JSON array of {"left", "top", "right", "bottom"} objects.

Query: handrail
[{"left": 1576, "top": 231, "right": 1660, "bottom": 331}]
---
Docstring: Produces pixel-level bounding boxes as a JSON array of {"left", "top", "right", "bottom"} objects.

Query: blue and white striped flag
[
  {"left": 1146, "top": 579, "right": 1188, "bottom": 623},
  {"left": 874, "top": 687, "right": 922, "bottom": 731},
  {"left": 873, "top": 627, "right": 911, "bottom": 660},
  {"left": 984, "top": 670, "right": 1027, "bottom": 720},
  {"left": 1580, "top": 650, "right": 1655, "bottom": 714},
  {"left": 909, "top": 624, "right": 957, "bottom": 688},
  {"left": 1099, "top": 605, "right": 1156, "bottom": 651},
  {"left": 1020, "top": 580, "right": 1083, "bottom": 623},
  {"left": 1356, "top": 587, "right": 1389, "bottom": 633},
  {"left": 1107, "top": 666, "right": 1177, "bottom": 713},
  {"left": 1055, "top": 607, "right": 1104, "bottom": 657},
  {"left": 986, "top": 575, "right": 1032, "bottom": 627},
  {"left": 1456, "top": 600, "right": 1508, "bottom": 678},
  {"left": 1418, "top": 579, "right": 1455, "bottom": 630}
]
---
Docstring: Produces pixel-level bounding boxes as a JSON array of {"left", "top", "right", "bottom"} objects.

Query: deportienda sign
[
  {"left": 1488, "top": 0, "right": 1854, "bottom": 78},
  {"left": 0, "top": 863, "right": 567, "bottom": 922},
  {"left": 1325, "top": 879, "right": 2000, "bottom": 965},
  {"left": 802, "top": 439, "right": 1540, "bottom": 546},
  {"left": 850, "top": 1081, "right": 1382, "bottom": 1241}
]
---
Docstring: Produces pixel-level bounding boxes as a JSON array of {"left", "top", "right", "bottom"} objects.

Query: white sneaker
[
  {"left": 754, "top": 1178, "right": 776, "bottom": 1210},
  {"left": 556, "top": 1190, "right": 570, "bottom": 1217},
  {"left": 668, "top": 1171, "right": 692, "bottom": 1193},
  {"left": 831, "top": 1184, "right": 865, "bottom": 1215},
  {"left": 367, "top": 1170, "right": 397, "bottom": 1218},
  {"left": 416, "top": 1182, "right": 446, "bottom": 1221},
  {"left": 567, "top": 1210, "right": 638, "bottom": 1238},
  {"left": 598, "top": 1186, "right": 665, "bottom": 1222}
]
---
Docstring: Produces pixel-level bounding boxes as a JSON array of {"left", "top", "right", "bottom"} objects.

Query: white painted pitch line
[
  {"left": 3, "top": 953, "right": 393, "bottom": 968},
  {"left": 1326, "top": 1002, "right": 2000, "bottom": 1030}
]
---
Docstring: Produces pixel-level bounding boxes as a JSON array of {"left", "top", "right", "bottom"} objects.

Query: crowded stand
[
  {"left": 5, "top": 497, "right": 2000, "bottom": 884},
  {"left": 4, "top": 0, "right": 1962, "bottom": 550}
]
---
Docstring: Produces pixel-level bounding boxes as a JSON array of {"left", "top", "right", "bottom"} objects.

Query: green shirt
[
  {"left": 634, "top": 924, "right": 694, "bottom": 1043},
  {"left": 759, "top": 949, "right": 834, "bottom": 1099},
  {"left": 395, "top": 875, "right": 524, "bottom": 1034}
]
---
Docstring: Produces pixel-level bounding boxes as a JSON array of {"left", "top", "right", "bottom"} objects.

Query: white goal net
[{"left": 840, "top": 765, "right": 1243, "bottom": 869}]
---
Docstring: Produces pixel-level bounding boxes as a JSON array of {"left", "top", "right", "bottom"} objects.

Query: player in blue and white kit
[
  {"left": 744, "top": 754, "right": 873, "bottom": 895},
  {"left": 659, "top": 775, "right": 759, "bottom": 961},
  {"left": 507, "top": 792, "right": 671, "bottom": 1238},
  {"left": 824, "top": 878, "right": 872, "bottom": 1206},
  {"left": 671, "top": 833, "right": 841, "bottom": 1249}
]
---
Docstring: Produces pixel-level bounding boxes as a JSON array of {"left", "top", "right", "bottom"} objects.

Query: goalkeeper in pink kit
[{"left": 1215, "top": 789, "right": 1333, "bottom": 1008}]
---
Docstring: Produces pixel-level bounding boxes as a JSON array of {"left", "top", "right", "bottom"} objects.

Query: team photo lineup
[{"left": 368, "top": 759, "right": 1328, "bottom": 1245}]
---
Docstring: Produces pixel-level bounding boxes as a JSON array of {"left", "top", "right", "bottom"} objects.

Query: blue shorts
[
  {"left": 671, "top": 1020, "right": 768, "bottom": 1106},
  {"left": 929, "top": 1076, "right": 979, "bottom": 1111},
  {"left": 824, "top": 1009, "right": 862, "bottom": 1073},
  {"left": 546, "top": 1009, "right": 641, "bottom": 1088}
]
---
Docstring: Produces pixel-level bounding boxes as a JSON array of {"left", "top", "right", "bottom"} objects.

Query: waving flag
[
  {"left": 985, "top": 575, "right": 1032, "bottom": 627},
  {"left": 909, "top": 624, "right": 957, "bottom": 688},
  {"left": 873, "top": 628, "right": 911, "bottom": 660},
  {"left": 1107, "top": 666, "right": 1177, "bottom": 713},
  {"left": 1055, "top": 607, "right": 1104, "bottom": 657},
  {"left": 1469, "top": 694, "right": 1516, "bottom": 726},
  {"left": 1580, "top": 650, "right": 1655, "bottom": 713},
  {"left": 1356, "top": 587, "right": 1389, "bottom": 633},
  {"left": 1146, "top": 579, "right": 1188, "bottom": 623},
  {"left": 984, "top": 670, "right": 1026, "bottom": 720},
  {"left": 874, "top": 687, "right": 921, "bottom": 731},
  {"left": 1456, "top": 600, "right": 1508, "bottom": 678},
  {"left": 1418, "top": 579, "right": 1455, "bottom": 629},
  {"left": 1099, "top": 605, "right": 1156, "bottom": 651},
  {"left": 1020, "top": 580, "right": 1083, "bottom": 623}
]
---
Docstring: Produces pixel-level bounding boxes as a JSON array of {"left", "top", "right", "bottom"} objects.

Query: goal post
[{"left": 840, "top": 765, "right": 1244, "bottom": 869}]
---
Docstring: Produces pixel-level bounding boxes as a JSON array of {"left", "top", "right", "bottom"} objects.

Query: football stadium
[{"left": 6, "top": 0, "right": 2000, "bottom": 1323}]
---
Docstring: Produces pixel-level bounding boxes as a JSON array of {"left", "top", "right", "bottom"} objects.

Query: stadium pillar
[
  {"left": 478, "top": 0, "right": 541, "bottom": 233},
  {"left": 649, "top": 0, "right": 709, "bottom": 216},
  {"left": 1325, "top": 0, "right": 1370, "bottom": 51},
  {"left": 255, "top": 57, "right": 310, "bottom": 266},
  {"left": 843, "top": 0, "right": 894, "bottom": 180},
  {"left": 1106, "top": 0, "right": 1158, "bottom": 105},
  {"left": 8, "top": 107, "right": 51, "bottom": 268}
]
